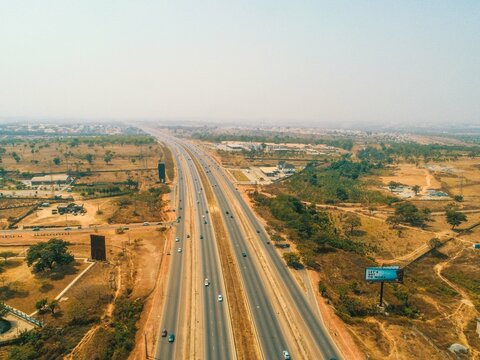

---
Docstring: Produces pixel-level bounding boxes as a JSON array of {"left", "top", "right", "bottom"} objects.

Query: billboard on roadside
[{"left": 365, "top": 266, "right": 403, "bottom": 282}]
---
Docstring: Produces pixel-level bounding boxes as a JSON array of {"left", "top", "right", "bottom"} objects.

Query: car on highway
[
  {"left": 256, "top": 229, "right": 260, "bottom": 234},
  {"left": 175, "top": 236, "right": 180, "bottom": 242},
  {"left": 242, "top": 252, "right": 247, "bottom": 257},
  {"left": 177, "top": 248, "right": 182, "bottom": 253},
  {"left": 204, "top": 220, "right": 207, "bottom": 224},
  {"left": 283, "top": 350, "right": 291, "bottom": 360},
  {"left": 200, "top": 235, "right": 204, "bottom": 240},
  {"left": 168, "top": 334, "right": 175, "bottom": 343},
  {"left": 218, "top": 294, "right": 223, "bottom": 302},
  {"left": 161, "top": 328, "right": 167, "bottom": 337},
  {"left": 204, "top": 278, "right": 210, "bottom": 286},
  {"left": 64, "top": 227, "right": 72, "bottom": 230},
  {"left": 32, "top": 227, "right": 40, "bottom": 231},
  {"left": 143, "top": 222, "right": 149, "bottom": 226}
]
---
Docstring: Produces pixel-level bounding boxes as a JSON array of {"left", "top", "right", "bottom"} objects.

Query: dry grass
[
  {"left": 0, "top": 259, "right": 89, "bottom": 313},
  {"left": 229, "top": 169, "right": 250, "bottom": 182},
  {"left": 1, "top": 142, "right": 163, "bottom": 174}
]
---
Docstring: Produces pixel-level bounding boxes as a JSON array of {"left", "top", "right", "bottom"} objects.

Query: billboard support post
[{"left": 379, "top": 281, "right": 384, "bottom": 307}]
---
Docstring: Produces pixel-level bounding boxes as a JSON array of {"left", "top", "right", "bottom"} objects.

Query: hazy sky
[{"left": 0, "top": 1, "right": 478, "bottom": 125}]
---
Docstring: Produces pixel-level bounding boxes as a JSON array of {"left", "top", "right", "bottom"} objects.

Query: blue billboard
[{"left": 365, "top": 266, "right": 401, "bottom": 282}]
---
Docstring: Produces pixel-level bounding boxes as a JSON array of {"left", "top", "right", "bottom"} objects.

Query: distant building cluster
[{"left": 216, "top": 141, "right": 340, "bottom": 155}]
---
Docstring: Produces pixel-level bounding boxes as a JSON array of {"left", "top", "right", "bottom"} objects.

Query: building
[
  {"left": 259, "top": 167, "right": 279, "bottom": 177},
  {"left": 30, "top": 174, "right": 72, "bottom": 186}
]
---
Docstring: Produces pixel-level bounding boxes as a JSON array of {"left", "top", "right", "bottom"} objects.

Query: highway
[
  {"left": 153, "top": 136, "right": 233, "bottom": 360},
  {"left": 184, "top": 140, "right": 342, "bottom": 359},
  {"left": 155, "top": 145, "right": 189, "bottom": 360},
  {"left": 149, "top": 128, "right": 341, "bottom": 359}
]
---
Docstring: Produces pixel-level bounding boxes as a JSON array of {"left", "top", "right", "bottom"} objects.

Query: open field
[
  {"left": 228, "top": 169, "right": 250, "bottom": 182},
  {"left": 379, "top": 164, "right": 441, "bottom": 190},
  {"left": 328, "top": 210, "right": 435, "bottom": 260},
  {"left": 0, "top": 259, "right": 89, "bottom": 313},
  {"left": 0, "top": 140, "right": 163, "bottom": 174}
]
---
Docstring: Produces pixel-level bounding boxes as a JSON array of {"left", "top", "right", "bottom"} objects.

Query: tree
[
  {"left": 0, "top": 251, "right": 16, "bottom": 264},
  {"left": 48, "top": 300, "right": 59, "bottom": 314},
  {"left": 35, "top": 298, "right": 48, "bottom": 313},
  {"left": 52, "top": 157, "right": 61, "bottom": 166},
  {"left": 386, "top": 215, "right": 401, "bottom": 229},
  {"left": 26, "top": 239, "right": 74, "bottom": 273},
  {"left": 453, "top": 195, "right": 464, "bottom": 202},
  {"left": 392, "top": 202, "right": 428, "bottom": 228},
  {"left": 103, "top": 150, "right": 114, "bottom": 165},
  {"left": 282, "top": 252, "right": 302, "bottom": 269},
  {"left": 446, "top": 209, "right": 467, "bottom": 229},
  {"left": 342, "top": 213, "right": 361, "bottom": 234},
  {"left": 411, "top": 185, "right": 421, "bottom": 196},
  {"left": 84, "top": 153, "right": 94, "bottom": 165},
  {"left": 11, "top": 152, "right": 21, "bottom": 163}
]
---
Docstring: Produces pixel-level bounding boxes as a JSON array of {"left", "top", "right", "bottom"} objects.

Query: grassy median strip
[{"left": 189, "top": 151, "right": 260, "bottom": 360}]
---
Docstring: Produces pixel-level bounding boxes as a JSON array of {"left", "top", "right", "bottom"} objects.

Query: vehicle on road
[
  {"left": 177, "top": 248, "right": 182, "bottom": 253},
  {"left": 175, "top": 236, "right": 180, "bottom": 242},
  {"left": 200, "top": 234, "right": 204, "bottom": 240},
  {"left": 161, "top": 329, "right": 167, "bottom": 337},
  {"left": 64, "top": 227, "right": 72, "bottom": 230},
  {"left": 168, "top": 334, "right": 175, "bottom": 343},
  {"left": 143, "top": 222, "right": 149, "bottom": 226},
  {"left": 242, "top": 252, "right": 247, "bottom": 257},
  {"left": 186, "top": 234, "right": 190, "bottom": 238},
  {"left": 32, "top": 227, "right": 40, "bottom": 231},
  {"left": 204, "top": 220, "right": 207, "bottom": 224},
  {"left": 283, "top": 350, "right": 291, "bottom": 360},
  {"left": 256, "top": 229, "right": 260, "bottom": 234},
  {"left": 204, "top": 278, "right": 210, "bottom": 286},
  {"left": 218, "top": 294, "right": 223, "bottom": 302}
]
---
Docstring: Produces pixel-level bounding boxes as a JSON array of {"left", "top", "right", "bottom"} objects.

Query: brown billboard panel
[{"left": 90, "top": 234, "right": 106, "bottom": 261}]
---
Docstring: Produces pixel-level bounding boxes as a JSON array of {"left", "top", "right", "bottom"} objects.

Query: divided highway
[
  {"left": 153, "top": 136, "right": 233, "bottom": 360},
  {"left": 149, "top": 127, "right": 341, "bottom": 360},
  {"left": 188, "top": 141, "right": 342, "bottom": 360}
]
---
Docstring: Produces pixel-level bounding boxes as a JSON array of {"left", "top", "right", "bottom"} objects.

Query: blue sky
[{"left": 0, "top": 1, "right": 478, "bottom": 125}]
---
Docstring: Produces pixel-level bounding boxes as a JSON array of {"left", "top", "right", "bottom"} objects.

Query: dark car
[
  {"left": 168, "top": 334, "right": 175, "bottom": 343},
  {"left": 256, "top": 229, "right": 260, "bottom": 234},
  {"left": 161, "top": 329, "right": 167, "bottom": 337},
  {"left": 242, "top": 252, "right": 247, "bottom": 257}
]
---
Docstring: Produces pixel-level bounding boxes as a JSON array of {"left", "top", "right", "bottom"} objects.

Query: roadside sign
[
  {"left": 365, "top": 266, "right": 402, "bottom": 283},
  {"left": 473, "top": 244, "right": 480, "bottom": 249}
]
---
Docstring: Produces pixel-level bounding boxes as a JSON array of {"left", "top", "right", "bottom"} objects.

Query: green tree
[
  {"left": 453, "top": 195, "right": 464, "bottom": 202},
  {"left": 446, "top": 208, "right": 467, "bottom": 229},
  {"left": 35, "top": 298, "right": 48, "bottom": 313},
  {"left": 0, "top": 251, "right": 16, "bottom": 263},
  {"left": 411, "top": 185, "right": 421, "bottom": 195},
  {"left": 103, "top": 150, "right": 114, "bottom": 164},
  {"left": 84, "top": 153, "right": 94, "bottom": 165},
  {"left": 282, "top": 252, "right": 302, "bottom": 269},
  {"left": 52, "top": 157, "right": 61, "bottom": 166},
  {"left": 48, "top": 299, "right": 59, "bottom": 314},
  {"left": 26, "top": 239, "right": 74, "bottom": 273},
  {"left": 342, "top": 213, "right": 362, "bottom": 234}
]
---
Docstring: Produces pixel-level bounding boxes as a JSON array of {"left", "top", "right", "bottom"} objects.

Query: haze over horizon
[{"left": 1, "top": 1, "right": 479, "bottom": 126}]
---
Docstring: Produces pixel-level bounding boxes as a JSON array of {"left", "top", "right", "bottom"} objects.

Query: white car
[
  {"left": 218, "top": 294, "right": 223, "bottom": 302},
  {"left": 283, "top": 350, "right": 291, "bottom": 360},
  {"left": 177, "top": 248, "right": 182, "bottom": 253},
  {"left": 204, "top": 278, "right": 210, "bottom": 286},
  {"left": 175, "top": 237, "right": 180, "bottom": 242}
]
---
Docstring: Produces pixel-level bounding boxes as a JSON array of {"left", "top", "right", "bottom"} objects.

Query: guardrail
[{"left": 4, "top": 304, "right": 43, "bottom": 328}]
